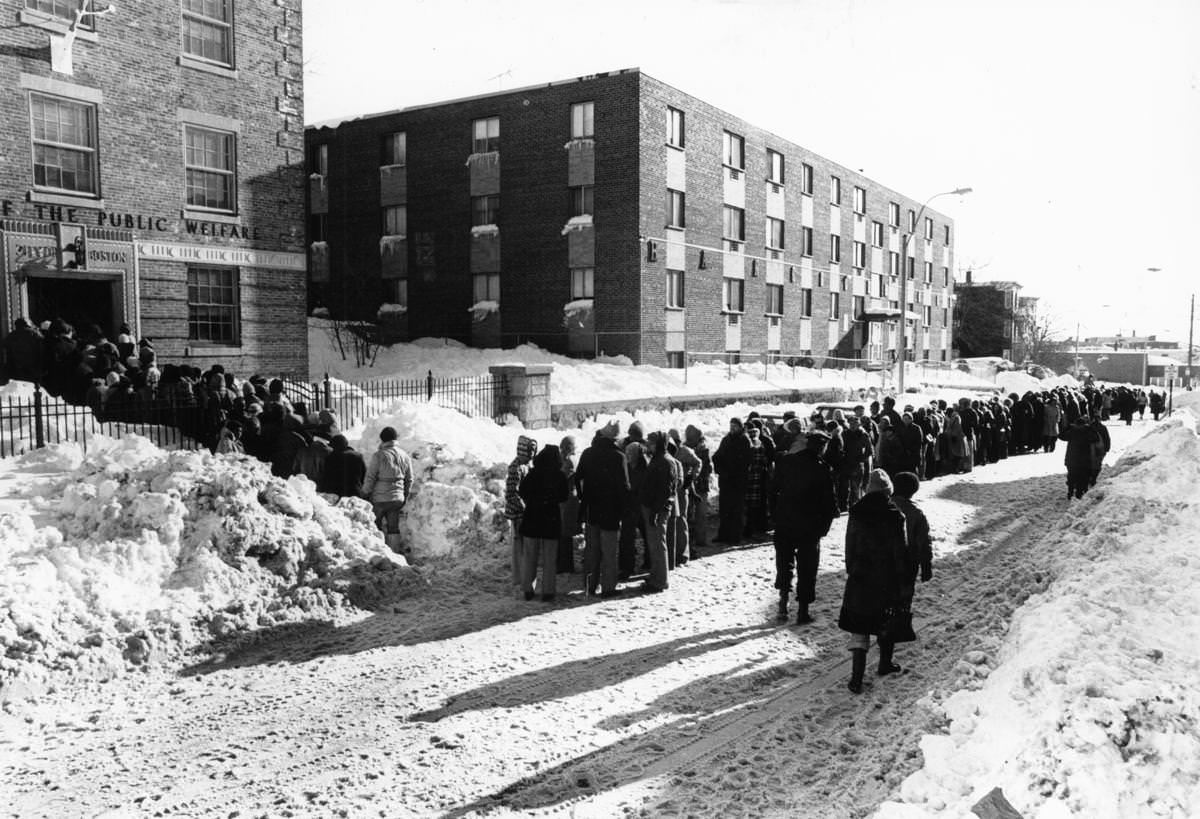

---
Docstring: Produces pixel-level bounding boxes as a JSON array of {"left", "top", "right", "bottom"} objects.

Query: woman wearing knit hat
[{"left": 837, "top": 468, "right": 911, "bottom": 693}]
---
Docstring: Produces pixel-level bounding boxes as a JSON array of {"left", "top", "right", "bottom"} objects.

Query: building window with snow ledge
[
  {"left": 187, "top": 266, "right": 240, "bottom": 345},
  {"left": 382, "top": 205, "right": 407, "bottom": 237},
  {"left": 722, "top": 278, "right": 744, "bottom": 313},
  {"left": 571, "top": 266, "right": 594, "bottom": 299},
  {"left": 473, "top": 273, "right": 500, "bottom": 304},
  {"left": 382, "top": 131, "right": 406, "bottom": 166},
  {"left": 766, "top": 217, "right": 785, "bottom": 251},
  {"left": 800, "top": 163, "right": 814, "bottom": 196},
  {"left": 386, "top": 279, "right": 408, "bottom": 309},
  {"left": 182, "top": 0, "right": 234, "bottom": 69},
  {"left": 853, "top": 186, "right": 866, "bottom": 216},
  {"left": 472, "top": 116, "right": 499, "bottom": 154},
  {"left": 571, "top": 102, "right": 594, "bottom": 140},
  {"left": 830, "top": 175, "right": 841, "bottom": 205},
  {"left": 667, "top": 106, "right": 685, "bottom": 149},
  {"left": 767, "top": 150, "right": 785, "bottom": 185},
  {"left": 766, "top": 283, "right": 783, "bottom": 316},
  {"left": 723, "top": 130, "right": 745, "bottom": 171},
  {"left": 30, "top": 92, "right": 99, "bottom": 197},
  {"left": 471, "top": 195, "right": 498, "bottom": 227},
  {"left": 309, "top": 142, "right": 328, "bottom": 177},
  {"left": 569, "top": 185, "right": 593, "bottom": 217},
  {"left": 667, "top": 189, "right": 685, "bottom": 229}
]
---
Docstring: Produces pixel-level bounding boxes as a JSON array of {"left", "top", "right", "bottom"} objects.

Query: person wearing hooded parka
[{"left": 519, "top": 444, "right": 570, "bottom": 601}]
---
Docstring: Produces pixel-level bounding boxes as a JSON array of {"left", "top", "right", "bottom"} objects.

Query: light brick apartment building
[
  {"left": 0, "top": 0, "right": 308, "bottom": 375},
  {"left": 307, "top": 68, "right": 956, "bottom": 367}
]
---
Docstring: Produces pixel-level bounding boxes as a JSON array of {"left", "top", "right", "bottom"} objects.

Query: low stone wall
[{"left": 552, "top": 387, "right": 855, "bottom": 428}]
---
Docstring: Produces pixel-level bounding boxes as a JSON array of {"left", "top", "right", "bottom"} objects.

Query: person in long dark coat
[
  {"left": 891, "top": 471, "right": 933, "bottom": 592},
  {"left": 1087, "top": 412, "right": 1111, "bottom": 489},
  {"left": 518, "top": 444, "right": 569, "bottom": 601},
  {"left": 838, "top": 469, "right": 911, "bottom": 694},
  {"left": 771, "top": 430, "right": 839, "bottom": 624},
  {"left": 712, "top": 417, "right": 751, "bottom": 544},
  {"left": 1059, "top": 416, "right": 1101, "bottom": 499},
  {"left": 575, "top": 422, "right": 630, "bottom": 596},
  {"left": 318, "top": 434, "right": 367, "bottom": 498}
]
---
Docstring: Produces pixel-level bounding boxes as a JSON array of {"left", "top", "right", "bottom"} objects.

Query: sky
[{"left": 302, "top": 0, "right": 1200, "bottom": 349}]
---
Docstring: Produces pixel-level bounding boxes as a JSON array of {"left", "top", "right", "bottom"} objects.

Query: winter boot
[
  {"left": 877, "top": 641, "right": 903, "bottom": 676},
  {"left": 848, "top": 649, "right": 867, "bottom": 694},
  {"left": 795, "top": 602, "right": 813, "bottom": 625},
  {"left": 776, "top": 591, "right": 789, "bottom": 622}
]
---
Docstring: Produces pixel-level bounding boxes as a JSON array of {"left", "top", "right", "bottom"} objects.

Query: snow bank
[
  {"left": 876, "top": 410, "right": 1200, "bottom": 819},
  {"left": 0, "top": 437, "right": 415, "bottom": 700}
]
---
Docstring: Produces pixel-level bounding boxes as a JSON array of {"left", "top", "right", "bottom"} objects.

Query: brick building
[
  {"left": 952, "top": 276, "right": 1022, "bottom": 358},
  {"left": 307, "top": 68, "right": 957, "bottom": 366},
  {"left": 0, "top": 0, "right": 308, "bottom": 376}
]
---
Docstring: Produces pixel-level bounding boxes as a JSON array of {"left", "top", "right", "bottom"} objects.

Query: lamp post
[{"left": 897, "top": 187, "right": 972, "bottom": 393}]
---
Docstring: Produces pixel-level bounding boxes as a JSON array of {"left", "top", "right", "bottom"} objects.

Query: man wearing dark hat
[
  {"left": 712, "top": 417, "right": 751, "bottom": 544},
  {"left": 2, "top": 318, "right": 44, "bottom": 384},
  {"left": 769, "top": 427, "right": 839, "bottom": 624}
]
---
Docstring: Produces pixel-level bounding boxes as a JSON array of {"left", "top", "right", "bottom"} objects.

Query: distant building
[
  {"left": 0, "top": 0, "right": 309, "bottom": 375},
  {"left": 306, "top": 68, "right": 957, "bottom": 366},
  {"left": 1081, "top": 334, "right": 1179, "bottom": 351},
  {"left": 952, "top": 275, "right": 1021, "bottom": 358}
]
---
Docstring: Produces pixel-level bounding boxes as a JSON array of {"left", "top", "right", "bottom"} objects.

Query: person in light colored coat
[{"left": 362, "top": 426, "right": 414, "bottom": 537}]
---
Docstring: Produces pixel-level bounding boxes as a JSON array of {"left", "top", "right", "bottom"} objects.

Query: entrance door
[{"left": 27, "top": 276, "right": 118, "bottom": 339}]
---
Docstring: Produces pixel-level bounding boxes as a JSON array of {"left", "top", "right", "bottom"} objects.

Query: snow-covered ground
[{"left": 1, "top": 326, "right": 1193, "bottom": 818}]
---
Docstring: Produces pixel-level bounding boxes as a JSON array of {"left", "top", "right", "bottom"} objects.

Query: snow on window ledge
[
  {"left": 310, "top": 307, "right": 330, "bottom": 318},
  {"left": 379, "top": 234, "right": 407, "bottom": 254},
  {"left": 468, "top": 300, "right": 500, "bottom": 322},
  {"left": 563, "top": 298, "right": 594, "bottom": 315},
  {"left": 377, "top": 303, "right": 407, "bottom": 317},
  {"left": 379, "top": 163, "right": 406, "bottom": 173},
  {"left": 563, "top": 137, "right": 596, "bottom": 150},
  {"left": 309, "top": 240, "right": 328, "bottom": 254},
  {"left": 561, "top": 214, "right": 594, "bottom": 235},
  {"left": 464, "top": 151, "right": 499, "bottom": 168},
  {"left": 470, "top": 224, "right": 499, "bottom": 238},
  {"left": 563, "top": 298, "right": 594, "bottom": 329}
]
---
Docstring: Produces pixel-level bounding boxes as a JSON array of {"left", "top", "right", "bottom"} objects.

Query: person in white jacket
[{"left": 362, "top": 426, "right": 414, "bottom": 544}]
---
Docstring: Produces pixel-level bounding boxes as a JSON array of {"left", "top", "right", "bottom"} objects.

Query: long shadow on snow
[{"left": 409, "top": 623, "right": 777, "bottom": 723}]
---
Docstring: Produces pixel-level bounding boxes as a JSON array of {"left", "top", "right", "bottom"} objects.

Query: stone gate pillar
[{"left": 489, "top": 364, "right": 552, "bottom": 429}]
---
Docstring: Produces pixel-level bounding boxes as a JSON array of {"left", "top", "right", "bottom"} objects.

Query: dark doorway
[{"left": 27, "top": 276, "right": 117, "bottom": 339}]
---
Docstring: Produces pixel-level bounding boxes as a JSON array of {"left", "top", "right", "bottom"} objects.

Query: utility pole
[{"left": 1188, "top": 293, "right": 1195, "bottom": 390}]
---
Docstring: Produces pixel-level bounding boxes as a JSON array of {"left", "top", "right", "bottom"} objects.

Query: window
[
  {"left": 182, "top": 0, "right": 233, "bottom": 67},
  {"left": 871, "top": 221, "right": 884, "bottom": 247},
  {"left": 766, "top": 217, "right": 785, "bottom": 249},
  {"left": 830, "top": 234, "right": 841, "bottom": 263},
  {"left": 830, "top": 175, "right": 841, "bottom": 205},
  {"left": 924, "top": 305, "right": 933, "bottom": 327},
  {"left": 925, "top": 217, "right": 934, "bottom": 240},
  {"left": 943, "top": 266, "right": 950, "bottom": 287},
  {"left": 840, "top": 274, "right": 850, "bottom": 292},
  {"left": 184, "top": 125, "right": 236, "bottom": 211},
  {"left": 26, "top": 1, "right": 95, "bottom": 26},
  {"left": 30, "top": 93, "right": 98, "bottom": 195},
  {"left": 571, "top": 266, "right": 594, "bottom": 299},
  {"left": 722, "top": 206, "right": 745, "bottom": 241},
  {"left": 766, "top": 284, "right": 783, "bottom": 315},
  {"left": 666, "top": 106, "right": 685, "bottom": 148},
  {"left": 799, "top": 288, "right": 813, "bottom": 318},
  {"left": 383, "top": 204, "right": 407, "bottom": 236},
  {"left": 187, "top": 266, "right": 239, "bottom": 343},
  {"left": 907, "top": 256, "right": 916, "bottom": 279},
  {"left": 570, "top": 185, "right": 594, "bottom": 217},
  {"left": 667, "top": 189, "right": 686, "bottom": 228},
  {"left": 830, "top": 291, "right": 841, "bottom": 317},
  {"left": 889, "top": 202, "right": 900, "bottom": 227},
  {"left": 943, "top": 308, "right": 949, "bottom": 325},
  {"left": 944, "top": 225, "right": 951, "bottom": 243},
  {"left": 472, "top": 194, "right": 499, "bottom": 226},
  {"left": 853, "top": 186, "right": 866, "bottom": 215},
  {"left": 800, "top": 163, "right": 814, "bottom": 195},
  {"left": 723, "top": 278, "right": 744, "bottom": 312},
  {"left": 801, "top": 227, "right": 813, "bottom": 257},
  {"left": 722, "top": 131, "right": 744, "bottom": 169},
  {"left": 388, "top": 278, "right": 408, "bottom": 308},
  {"left": 309, "top": 143, "right": 328, "bottom": 176},
  {"left": 908, "top": 209, "right": 916, "bottom": 230},
  {"left": 767, "top": 149, "right": 785, "bottom": 184},
  {"left": 853, "top": 240, "right": 866, "bottom": 269},
  {"left": 308, "top": 213, "right": 327, "bottom": 242},
  {"left": 472, "top": 116, "right": 499, "bottom": 153},
  {"left": 667, "top": 270, "right": 684, "bottom": 308},
  {"left": 924, "top": 261, "right": 933, "bottom": 283},
  {"left": 853, "top": 295, "right": 865, "bottom": 318},
  {"left": 473, "top": 273, "right": 500, "bottom": 303},
  {"left": 570, "top": 102, "right": 594, "bottom": 139},
  {"left": 382, "top": 131, "right": 406, "bottom": 166},
  {"left": 889, "top": 251, "right": 900, "bottom": 276}
]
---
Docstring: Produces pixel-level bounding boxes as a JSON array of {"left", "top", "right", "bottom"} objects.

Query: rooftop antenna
[
  {"left": 51, "top": 0, "right": 116, "bottom": 75},
  {"left": 487, "top": 68, "right": 513, "bottom": 91}
]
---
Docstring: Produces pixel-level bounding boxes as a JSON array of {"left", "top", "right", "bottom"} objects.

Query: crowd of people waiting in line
[{"left": 1, "top": 317, "right": 416, "bottom": 542}]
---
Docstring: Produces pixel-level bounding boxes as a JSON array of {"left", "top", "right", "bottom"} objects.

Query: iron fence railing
[{"left": 280, "top": 371, "right": 509, "bottom": 428}]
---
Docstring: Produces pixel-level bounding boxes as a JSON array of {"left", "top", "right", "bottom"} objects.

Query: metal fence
[
  {"left": 281, "top": 371, "right": 509, "bottom": 428},
  {"left": 0, "top": 391, "right": 204, "bottom": 458}
]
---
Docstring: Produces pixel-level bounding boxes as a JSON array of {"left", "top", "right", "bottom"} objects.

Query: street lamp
[{"left": 897, "top": 187, "right": 972, "bottom": 393}]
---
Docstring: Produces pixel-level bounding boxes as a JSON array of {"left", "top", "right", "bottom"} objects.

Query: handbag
[{"left": 880, "top": 605, "right": 916, "bottom": 644}]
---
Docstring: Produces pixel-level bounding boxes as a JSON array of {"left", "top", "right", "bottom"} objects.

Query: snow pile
[
  {"left": 876, "top": 410, "right": 1200, "bottom": 819},
  {"left": 0, "top": 436, "right": 415, "bottom": 698}
]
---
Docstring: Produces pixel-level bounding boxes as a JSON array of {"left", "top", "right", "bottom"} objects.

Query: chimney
[{"left": 965, "top": 269, "right": 973, "bottom": 285}]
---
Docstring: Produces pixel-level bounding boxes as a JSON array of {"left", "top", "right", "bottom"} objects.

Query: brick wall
[{"left": 0, "top": 0, "right": 308, "bottom": 376}]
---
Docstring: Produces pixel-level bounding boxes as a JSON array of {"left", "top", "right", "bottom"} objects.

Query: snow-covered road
[{"left": 0, "top": 421, "right": 1153, "bottom": 818}]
